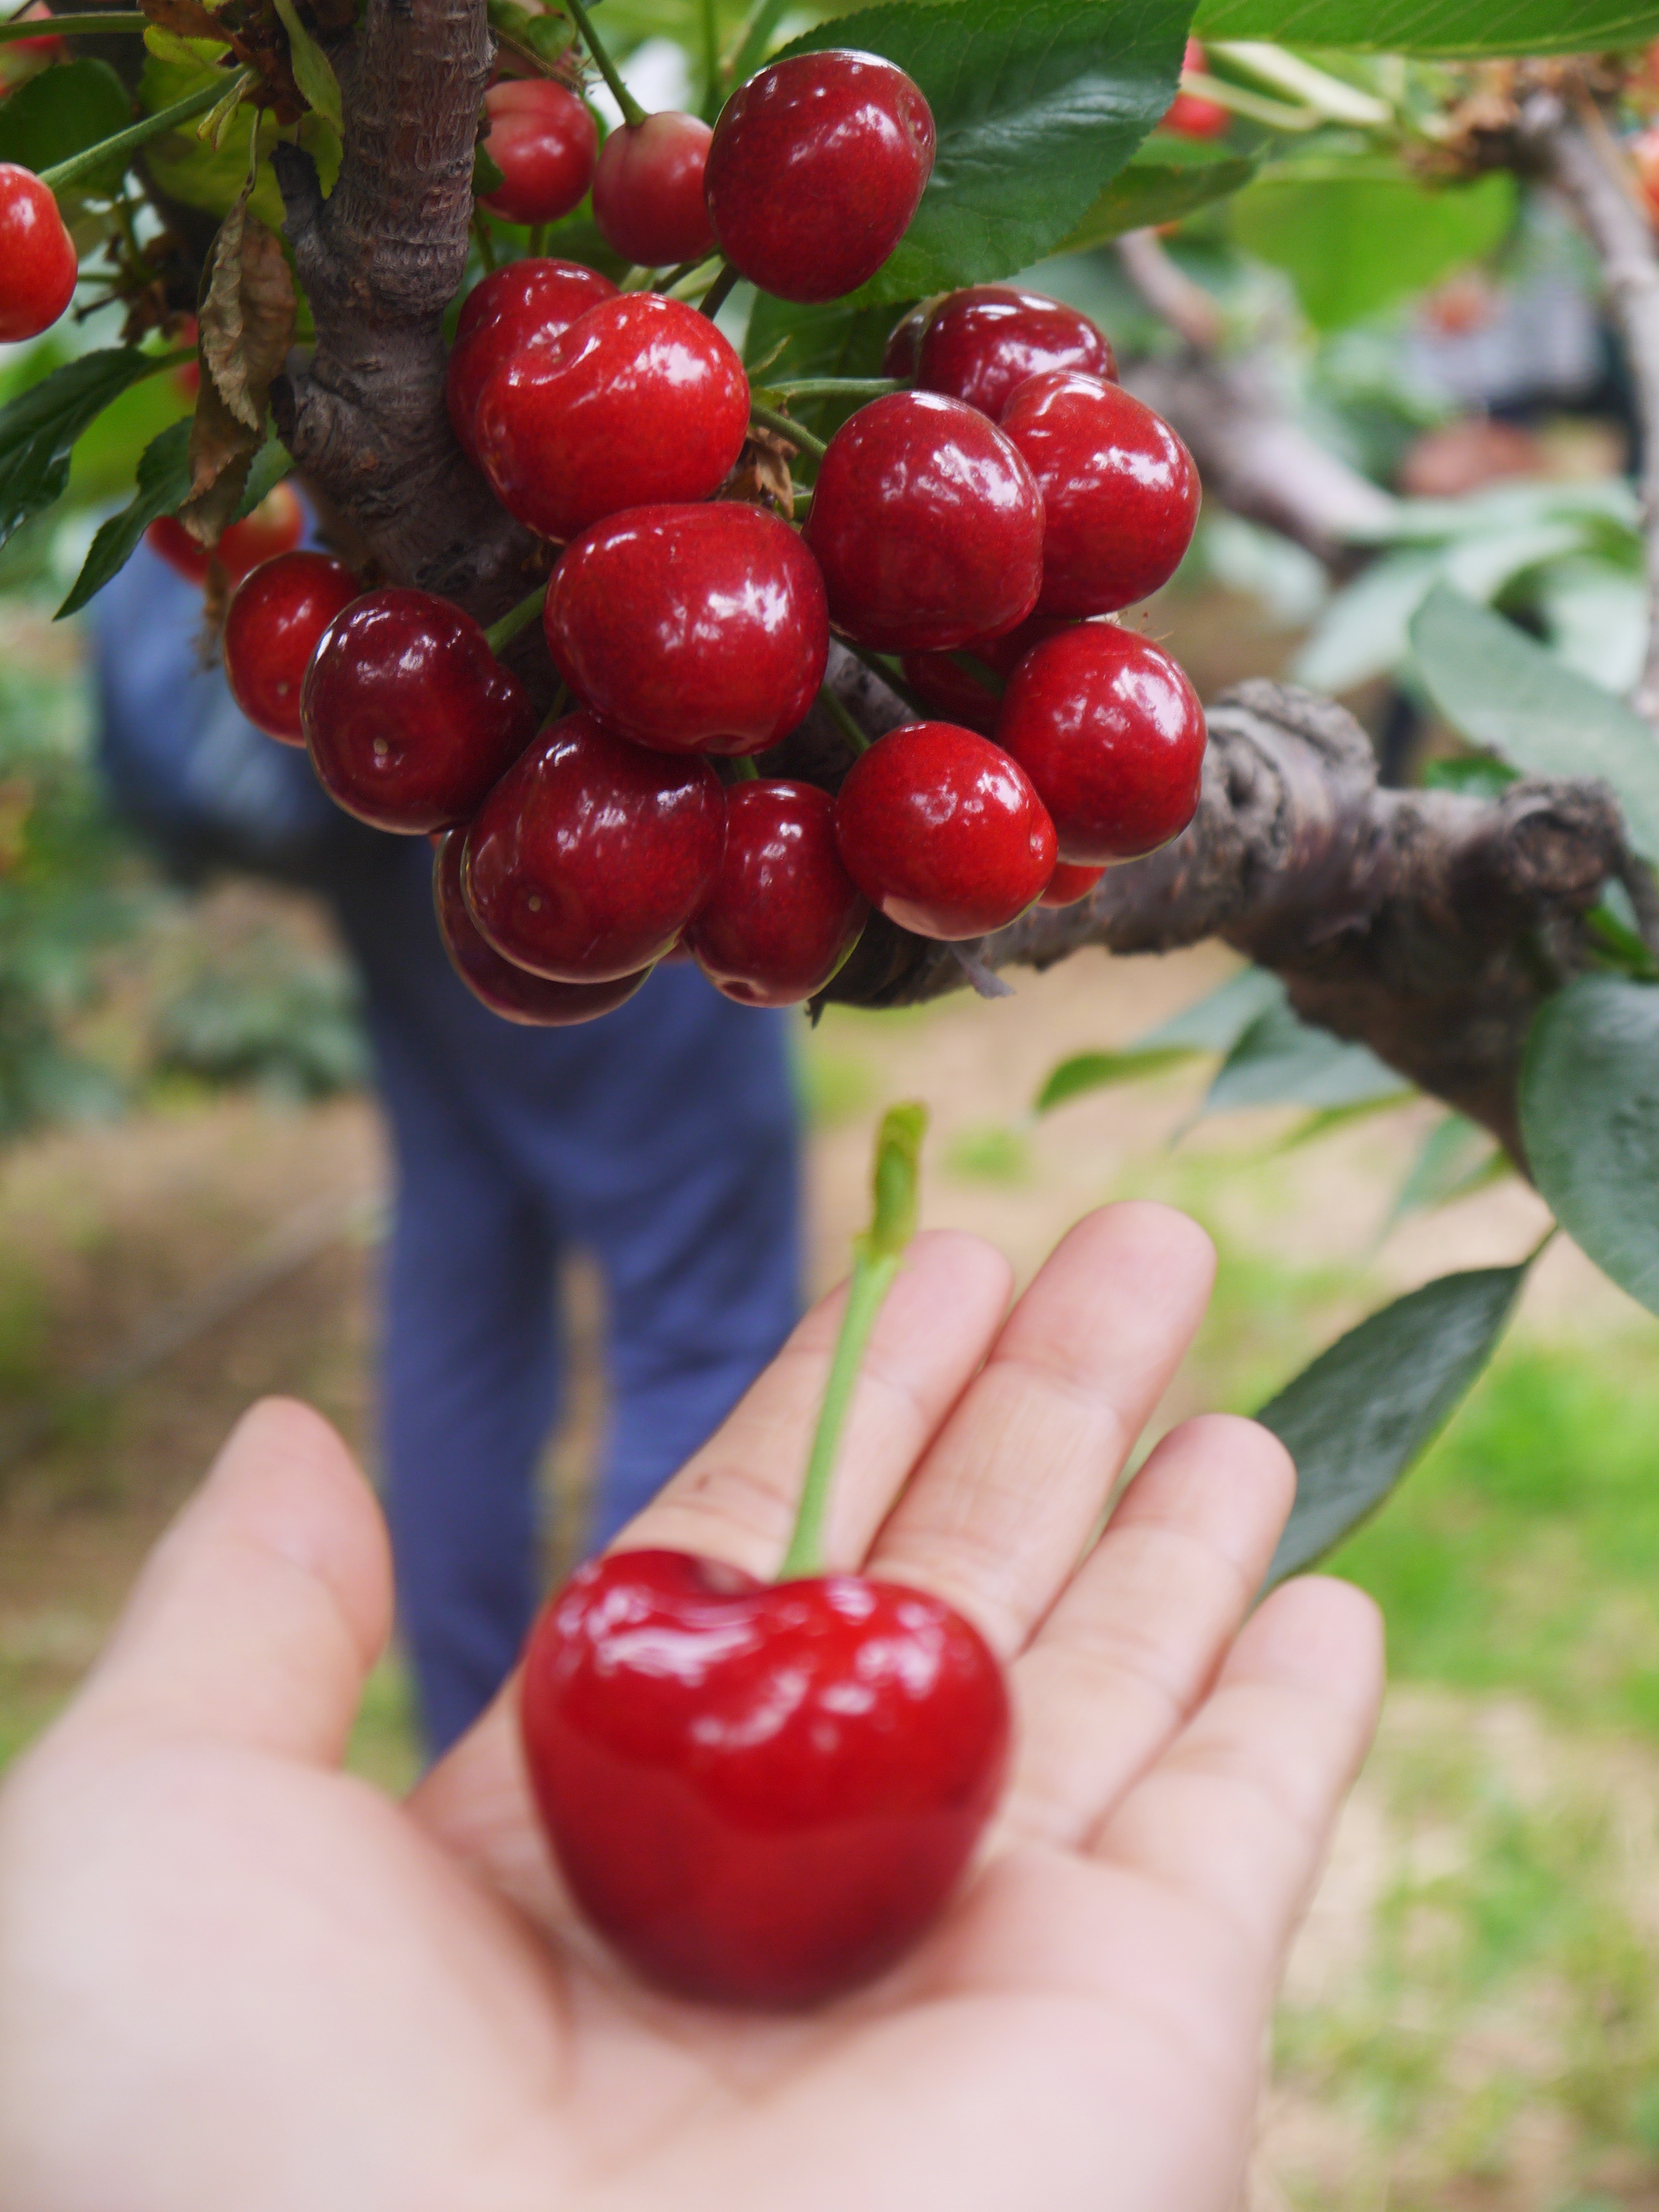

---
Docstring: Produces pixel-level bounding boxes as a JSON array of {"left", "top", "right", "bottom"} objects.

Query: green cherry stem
[
  {"left": 562, "top": 0, "right": 645, "bottom": 128},
  {"left": 947, "top": 648, "right": 1006, "bottom": 697},
  {"left": 0, "top": 8, "right": 147, "bottom": 38},
  {"left": 779, "top": 1103, "right": 928, "bottom": 1581},
  {"left": 729, "top": 754, "right": 760, "bottom": 781},
  {"left": 763, "top": 377, "right": 905, "bottom": 400},
  {"left": 816, "top": 681, "right": 872, "bottom": 754},
  {"left": 40, "top": 66, "right": 254, "bottom": 193},
  {"left": 748, "top": 400, "right": 828, "bottom": 459},
  {"left": 698, "top": 260, "right": 741, "bottom": 322},
  {"left": 483, "top": 581, "right": 547, "bottom": 655}
]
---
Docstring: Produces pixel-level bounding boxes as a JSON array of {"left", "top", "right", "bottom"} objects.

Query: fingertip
[
  {"left": 1113, "top": 1412, "right": 1297, "bottom": 1568},
  {"left": 1240, "top": 1573, "right": 1387, "bottom": 1718}
]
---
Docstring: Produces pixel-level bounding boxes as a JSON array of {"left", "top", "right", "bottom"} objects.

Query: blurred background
[{"left": 7, "top": 20, "right": 1659, "bottom": 2208}]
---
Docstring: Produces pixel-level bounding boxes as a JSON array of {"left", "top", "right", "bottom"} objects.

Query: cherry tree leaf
[
  {"left": 269, "top": 0, "right": 342, "bottom": 131},
  {"left": 0, "top": 349, "right": 174, "bottom": 550},
  {"left": 182, "top": 190, "right": 296, "bottom": 544},
  {"left": 0, "top": 57, "right": 131, "bottom": 190},
  {"left": 56, "top": 419, "right": 194, "bottom": 619},
  {"left": 1195, "top": 0, "right": 1659, "bottom": 55}
]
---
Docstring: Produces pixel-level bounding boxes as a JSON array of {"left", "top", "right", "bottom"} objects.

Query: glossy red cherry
[
  {"left": 686, "top": 779, "right": 866, "bottom": 1006},
  {"left": 834, "top": 721, "right": 1056, "bottom": 940},
  {"left": 544, "top": 503, "right": 828, "bottom": 757},
  {"left": 999, "top": 371, "right": 1200, "bottom": 617},
  {"left": 1164, "top": 39, "right": 1230, "bottom": 140},
  {"left": 433, "top": 830, "right": 653, "bottom": 1024},
  {"left": 520, "top": 1549, "right": 1009, "bottom": 2008},
  {"left": 302, "top": 588, "right": 537, "bottom": 833},
  {"left": 0, "top": 163, "right": 76, "bottom": 342},
  {"left": 591, "top": 110, "right": 716, "bottom": 267},
  {"left": 1038, "top": 860, "right": 1106, "bottom": 908},
  {"left": 473, "top": 292, "right": 749, "bottom": 542},
  {"left": 911, "top": 287, "right": 1117, "bottom": 421},
  {"left": 223, "top": 550, "right": 359, "bottom": 743},
  {"left": 144, "top": 481, "right": 307, "bottom": 587},
  {"left": 879, "top": 299, "right": 929, "bottom": 382},
  {"left": 462, "top": 708, "right": 725, "bottom": 980},
  {"left": 478, "top": 78, "right": 598, "bottom": 226},
  {"left": 900, "top": 614, "right": 1078, "bottom": 735},
  {"left": 802, "top": 393, "right": 1043, "bottom": 653},
  {"left": 705, "top": 50, "right": 935, "bottom": 304},
  {"left": 447, "top": 257, "right": 617, "bottom": 462},
  {"left": 995, "top": 623, "right": 1206, "bottom": 863}
]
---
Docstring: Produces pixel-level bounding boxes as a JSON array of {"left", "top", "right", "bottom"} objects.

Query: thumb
[{"left": 72, "top": 1397, "right": 392, "bottom": 1766}]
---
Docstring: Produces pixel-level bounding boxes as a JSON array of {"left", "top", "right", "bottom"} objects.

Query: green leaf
[
  {"left": 55, "top": 418, "right": 194, "bottom": 619},
  {"left": 1194, "top": 0, "right": 1659, "bottom": 54},
  {"left": 269, "top": 0, "right": 342, "bottom": 131},
  {"left": 1383, "top": 1112, "right": 1504, "bottom": 1235},
  {"left": 1230, "top": 171, "right": 1515, "bottom": 331},
  {"left": 1034, "top": 1046, "right": 1199, "bottom": 1115},
  {"left": 743, "top": 293, "right": 895, "bottom": 444},
  {"left": 1138, "top": 963, "right": 1285, "bottom": 1050},
  {"left": 231, "top": 432, "right": 291, "bottom": 521},
  {"left": 1056, "top": 143, "right": 1259, "bottom": 251},
  {"left": 1259, "top": 1262, "right": 1528, "bottom": 1586},
  {"left": 1420, "top": 754, "right": 1519, "bottom": 799},
  {"left": 0, "top": 56, "right": 132, "bottom": 189},
  {"left": 1204, "top": 995, "right": 1408, "bottom": 1113},
  {"left": 777, "top": 0, "right": 1190, "bottom": 304},
  {"left": 0, "top": 348, "right": 170, "bottom": 551},
  {"left": 140, "top": 53, "right": 338, "bottom": 226},
  {"left": 1409, "top": 583, "right": 1659, "bottom": 862},
  {"left": 1521, "top": 976, "right": 1659, "bottom": 1318}
]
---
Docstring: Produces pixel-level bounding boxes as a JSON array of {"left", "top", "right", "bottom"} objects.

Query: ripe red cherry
[
  {"left": 802, "top": 393, "right": 1043, "bottom": 653},
  {"left": 433, "top": 830, "right": 653, "bottom": 1024},
  {"left": 478, "top": 78, "right": 598, "bottom": 226},
  {"left": 705, "top": 50, "right": 935, "bottom": 304},
  {"left": 520, "top": 1549, "right": 1010, "bottom": 2008},
  {"left": 544, "top": 503, "right": 828, "bottom": 756},
  {"left": 910, "top": 287, "right": 1117, "bottom": 421},
  {"left": 999, "top": 371, "right": 1200, "bottom": 617},
  {"left": 447, "top": 258, "right": 617, "bottom": 462},
  {"left": 473, "top": 292, "right": 749, "bottom": 542},
  {"left": 879, "top": 299, "right": 929, "bottom": 382},
  {"left": 995, "top": 624, "right": 1206, "bottom": 863},
  {"left": 591, "top": 111, "right": 716, "bottom": 267},
  {"left": 901, "top": 614, "right": 1078, "bottom": 735},
  {"left": 144, "top": 481, "right": 307, "bottom": 587},
  {"left": 1038, "top": 860, "right": 1106, "bottom": 908},
  {"left": 686, "top": 779, "right": 867, "bottom": 1006},
  {"left": 302, "top": 588, "right": 536, "bottom": 833},
  {"left": 462, "top": 708, "right": 725, "bottom": 979},
  {"left": 1164, "top": 39, "right": 1230, "bottom": 140},
  {"left": 0, "top": 163, "right": 76, "bottom": 342},
  {"left": 834, "top": 721, "right": 1056, "bottom": 940},
  {"left": 223, "top": 550, "right": 359, "bottom": 743}
]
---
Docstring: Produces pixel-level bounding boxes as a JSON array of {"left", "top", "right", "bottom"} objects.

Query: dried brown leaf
[
  {"left": 139, "top": 0, "right": 231, "bottom": 40},
  {"left": 180, "top": 194, "right": 295, "bottom": 545},
  {"left": 717, "top": 428, "right": 796, "bottom": 520}
]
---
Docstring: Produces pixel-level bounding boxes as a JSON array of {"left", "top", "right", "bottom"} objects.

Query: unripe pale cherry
[
  {"left": 473, "top": 292, "right": 750, "bottom": 542},
  {"left": 223, "top": 551, "right": 359, "bottom": 743},
  {"left": 833, "top": 721, "right": 1056, "bottom": 940},
  {"left": 705, "top": 50, "right": 935, "bottom": 304},
  {"left": 802, "top": 392, "right": 1044, "bottom": 653},
  {"left": 434, "top": 830, "right": 654, "bottom": 1025},
  {"left": 463, "top": 709, "right": 726, "bottom": 981},
  {"left": 0, "top": 163, "right": 76, "bottom": 343},
  {"left": 478, "top": 79, "right": 598, "bottom": 226},
  {"left": 686, "top": 780, "right": 867, "bottom": 1006},
  {"left": 544, "top": 503, "right": 828, "bottom": 756},
  {"left": 909, "top": 287, "right": 1117, "bottom": 421},
  {"left": 994, "top": 624, "right": 1206, "bottom": 864},
  {"left": 999, "top": 371, "right": 1200, "bottom": 617},
  {"left": 145, "top": 482, "right": 307, "bottom": 588},
  {"left": 447, "top": 258, "right": 617, "bottom": 462},
  {"left": 592, "top": 111, "right": 716, "bottom": 267},
  {"left": 302, "top": 588, "right": 538, "bottom": 834}
]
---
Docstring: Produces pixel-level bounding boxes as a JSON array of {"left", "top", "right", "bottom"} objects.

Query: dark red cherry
[
  {"left": 900, "top": 614, "right": 1079, "bottom": 735},
  {"left": 447, "top": 257, "right": 617, "bottom": 462},
  {"left": 912, "top": 288, "right": 1117, "bottom": 421},
  {"left": 223, "top": 550, "right": 359, "bottom": 743},
  {"left": 995, "top": 624, "right": 1206, "bottom": 863},
  {"left": 462, "top": 708, "right": 725, "bottom": 979},
  {"left": 999, "top": 371, "right": 1200, "bottom": 617},
  {"left": 544, "top": 503, "right": 828, "bottom": 756},
  {"left": 1037, "top": 860, "right": 1105, "bottom": 908},
  {"left": 705, "top": 50, "right": 935, "bottom": 304},
  {"left": 0, "top": 163, "right": 76, "bottom": 342},
  {"left": 433, "top": 830, "right": 653, "bottom": 1024},
  {"left": 478, "top": 78, "right": 598, "bottom": 226},
  {"left": 519, "top": 1549, "right": 1010, "bottom": 2008},
  {"left": 145, "top": 482, "right": 306, "bottom": 588},
  {"left": 879, "top": 299, "right": 930, "bottom": 382},
  {"left": 834, "top": 721, "right": 1056, "bottom": 940},
  {"left": 802, "top": 393, "right": 1043, "bottom": 653},
  {"left": 473, "top": 292, "right": 750, "bottom": 542},
  {"left": 686, "top": 779, "right": 867, "bottom": 1006},
  {"left": 302, "top": 588, "right": 537, "bottom": 833},
  {"left": 1164, "top": 39, "right": 1231, "bottom": 139},
  {"left": 591, "top": 110, "right": 716, "bottom": 267}
]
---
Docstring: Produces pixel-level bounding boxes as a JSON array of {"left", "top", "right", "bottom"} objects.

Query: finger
[
  {"left": 616, "top": 1228, "right": 1014, "bottom": 1576},
  {"left": 999, "top": 1413, "right": 1296, "bottom": 1850},
  {"left": 71, "top": 1397, "right": 392, "bottom": 1765},
  {"left": 868, "top": 1203, "right": 1217, "bottom": 1656},
  {"left": 1090, "top": 1575, "right": 1384, "bottom": 1975}
]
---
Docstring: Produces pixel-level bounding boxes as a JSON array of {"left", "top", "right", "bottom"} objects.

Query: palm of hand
[{"left": 0, "top": 1206, "right": 1380, "bottom": 2212}]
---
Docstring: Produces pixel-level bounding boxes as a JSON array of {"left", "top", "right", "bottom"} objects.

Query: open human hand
[{"left": 0, "top": 1201, "right": 1381, "bottom": 2212}]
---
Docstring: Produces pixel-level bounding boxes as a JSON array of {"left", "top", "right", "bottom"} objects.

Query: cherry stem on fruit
[
  {"left": 483, "top": 581, "right": 547, "bottom": 656},
  {"left": 946, "top": 649, "right": 1006, "bottom": 697},
  {"left": 748, "top": 400, "right": 828, "bottom": 460},
  {"left": 698, "top": 261, "right": 742, "bottom": 322},
  {"left": 662, "top": 255, "right": 722, "bottom": 300},
  {"left": 562, "top": 0, "right": 646, "bottom": 127},
  {"left": 764, "top": 377, "right": 906, "bottom": 400},
  {"left": 816, "top": 682, "right": 870, "bottom": 754},
  {"left": 729, "top": 755, "right": 760, "bottom": 780},
  {"left": 527, "top": 222, "right": 548, "bottom": 255},
  {"left": 39, "top": 65, "right": 254, "bottom": 192},
  {"left": 0, "top": 8, "right": 147, "bottom": 37},
  {"left": 779, "top": 1103, "right": 928, "bottom": 1582}
]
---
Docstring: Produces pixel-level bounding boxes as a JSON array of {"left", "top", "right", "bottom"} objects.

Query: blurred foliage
[{"left": 152, "top": 928, "right": 367, "bottom": 1103}]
